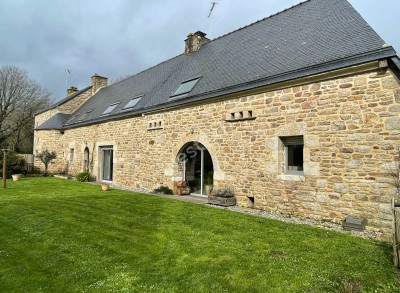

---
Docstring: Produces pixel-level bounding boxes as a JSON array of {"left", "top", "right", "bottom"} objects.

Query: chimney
[
  {"left": 67, "top": 86, "right": 78, "bottom": 96},
  {"left": 184, "top": 31, "right": 210, "bottom": 55},
  {"left": 91, "top": 73, "right": 108, "bottom": 95}
]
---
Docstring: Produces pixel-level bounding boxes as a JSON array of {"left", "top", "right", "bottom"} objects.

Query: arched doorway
[
  {"left": 83, "top": 147, "right": 90, "bottom": 172},
  {"left": 177, "top": 142, "right": 213, "bottom": 196}
]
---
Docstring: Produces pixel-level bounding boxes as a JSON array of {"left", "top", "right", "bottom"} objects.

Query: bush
[
  {"left": 75, "top": 171, "right": 92, "bottom": 182},
  {"left": 153, "top": 186, "right": 173, "bottom": 195},
  {"left": 0, "top": 151, "right": 26, "bottom": 178},
  {"left": 36, "top": 149, "right": 57, "bottom": 175},
  {"left": 211, "top": 187, "right": 235, "bottom": 198}
]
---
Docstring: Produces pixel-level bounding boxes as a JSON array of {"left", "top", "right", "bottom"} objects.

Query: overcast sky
[{"left": 1, "top": 0, "right": 399, "bottom": 102}]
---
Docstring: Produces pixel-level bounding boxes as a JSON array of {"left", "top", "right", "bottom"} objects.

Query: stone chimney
[
  {"left": 184, "top": 31, "right": 210, "bottom": 55},
  {"left": 91, "top": 73, "right": 108, "bottom": 95},
  {"left": 67, "top": 86, "right": 78, "bottom": 96}
]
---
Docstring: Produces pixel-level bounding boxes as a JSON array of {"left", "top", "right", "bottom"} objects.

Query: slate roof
[
  {"left": 36, "top": 113, "right": 71, "bottom": 130},
  {"left": 37, "top": 0, "right": 398, "bottom": 130}
]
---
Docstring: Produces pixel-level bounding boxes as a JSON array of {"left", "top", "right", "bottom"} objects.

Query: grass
[{"left": 0, "top": 177, "right": 398, "bottom": 292}]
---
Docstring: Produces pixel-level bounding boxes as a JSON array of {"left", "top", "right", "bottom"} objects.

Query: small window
[
  {"left": 70, "top": 149, "right": 75, "bottom": 163},
  {"left": 281, "top": 136, "right": 304, "bottom": 174},
  {"left": 102, "top": 102, "right": 120, "bottom": 116},
  {"left": 65, "top": 113, "right": 80, "bottom": 125},
  {"left": 171, "top": 77, "right": 201, "bottom": 97},
  {"left": 122, "top": 96, "right": 142, "bottom": 110},
  {"left": 77, "top": 110, "right": 93, "bottom": 122}
]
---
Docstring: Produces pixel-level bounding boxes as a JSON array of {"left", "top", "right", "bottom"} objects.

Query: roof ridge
[
  {"left": 110, "top": 0, "right": 310, "bottom": 86},
  {"left": 110, "top": 54, "right": 185, "bottom": 87},
  {"left": 209, "top": 0, "right": 310, "bottom": 42}
]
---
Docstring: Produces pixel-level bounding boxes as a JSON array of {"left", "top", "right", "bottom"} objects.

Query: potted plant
[
  {"left": 101, "top": 183, "right": 110, "bottom": 191},
  {"left": 208, "top": 187, "right": 236, "bottom": 207},
  {"left": 204, "top": 171, "right": 214, "bottom": 195},
  {"left": 175, "top": 181, "right": 190, "bottom": 196}
]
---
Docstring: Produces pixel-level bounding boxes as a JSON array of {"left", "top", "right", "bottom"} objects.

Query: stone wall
[{"left": 34, "top": 67, "right": 400, "bottom": 241}]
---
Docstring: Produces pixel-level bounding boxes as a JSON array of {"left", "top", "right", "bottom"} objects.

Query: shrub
[
  {"left": 36, "top": 149, "right": 57, "bottom": 176},
  {"left": 0, "top": 151, "right": 26, "bottom": 178},
  {"left": 75, "top": 171, "right": 92, "bottom": 182},
  {"left": 154, "top": 186, "right": 173, "bottom": 195},
  {"left": 211, "top": 187, "right": 235, "bottom": 198}
]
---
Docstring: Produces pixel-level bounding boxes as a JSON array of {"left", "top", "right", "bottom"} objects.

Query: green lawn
[{"left": 0, "top": 177, "right": 398, "bottom": 292}]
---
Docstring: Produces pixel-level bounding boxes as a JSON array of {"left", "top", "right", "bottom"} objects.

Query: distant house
[{"left": 35, "top": 0, "right": 400, "bottom": 241}]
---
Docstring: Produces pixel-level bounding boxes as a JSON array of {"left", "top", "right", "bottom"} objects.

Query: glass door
[{"left": 101, "top": 147, "right": 113, "bottom": 181}]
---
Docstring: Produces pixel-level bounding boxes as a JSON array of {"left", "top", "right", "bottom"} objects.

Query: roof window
[
  {"left": 171, "top": 77, "right": 201, "bottom": 97},
  {"left": 102, "top": 102, "right": 120, "bottom": 116},
  {"left": 122, "top": 96, "right": 142, "bottom": 111},
  {"left": 77, "top": 110, "right": 93, "bottom": 122},
  {"left": 65, "top": 113, "right": 80, "bottom": 125}
]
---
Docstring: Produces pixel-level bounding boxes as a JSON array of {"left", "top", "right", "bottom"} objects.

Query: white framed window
[{"left": 280, "top": 136, "right": 304, "bottom": 175}]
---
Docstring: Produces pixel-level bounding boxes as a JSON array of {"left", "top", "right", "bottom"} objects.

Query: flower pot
[
  {"left": 101, "top": 184, "right": 110, "bottom": 191},
  {"left": 12, "top": 174, "right": 22, "bottom": 181}
]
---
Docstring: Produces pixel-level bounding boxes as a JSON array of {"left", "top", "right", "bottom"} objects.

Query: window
[
  {"left": 70, "top": 149, "right": 75, "bottom": 163},
  {"left": 281, "top": 136, "right": 304, "bottom": 174},
  {"left": 171, "top": 77, "right": 201, "bottom": 97},
  {"left": 122, "top": 96, "right": 142, "bottom": 110},
  {"left": 65, "top": 113, "right": 80, "bottom": 125},
  {"left": 102, "top": 102, "right": 120, "bottom": 116},
  {"left": 83, "top": 147, "right": 90, "bottom": 171},
  {"left": 77, "top": 110, "right": 93, "bottom": 122},
  {"left": 101, "top": 146, "right": 114, "bottom": 181}
]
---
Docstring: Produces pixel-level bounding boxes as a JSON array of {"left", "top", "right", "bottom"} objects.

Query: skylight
[
  {"left": 171, "top": 77, "right": 201, "bottom": 97},
  {"left": 122, "top": 96, "right": 142, "bottom": 110},
  {"left": 102, "top": 102, "right": 120, "bottom": 116},
  {"left": 77, "top": 110, "right": 93, "bottom": 122},
  {"left": 65, "top": 113, "right": 79, "bottom": 125}
]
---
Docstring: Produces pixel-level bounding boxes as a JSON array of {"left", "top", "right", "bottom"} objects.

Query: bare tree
[{"left": 0, "top": 65, "right": 51, "bottom": 152}]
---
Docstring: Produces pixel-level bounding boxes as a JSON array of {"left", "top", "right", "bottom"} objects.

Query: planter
[
  {"left": 176, "top": 187, "right": 190, "bottom": 196},
  {"left": 101, "top": 184, "right": 110, "bottom": 191},
  {"left": 175, "top": 181, "right": 190, "bottom": 196},
  {"left": 12, "top": 174, "right": 22, "bottom": 181},
  {"left": 208, "top": 196, "right": 236, "bottom": 207}
]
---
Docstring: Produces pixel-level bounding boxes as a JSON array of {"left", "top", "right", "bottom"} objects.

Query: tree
[
  {"left": 36, "top": 149, "right": 56, "bottom": 176},
  {"left": 0, "top": 65, "right": 51, "bottom": 152}
]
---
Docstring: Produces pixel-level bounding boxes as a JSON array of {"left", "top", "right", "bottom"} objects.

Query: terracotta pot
[
  {"left": 101, "top": 184, "right": 110, "bottom": 191},
  {"left": 12, "top": 174, "right": 22, "bottom": 181}
]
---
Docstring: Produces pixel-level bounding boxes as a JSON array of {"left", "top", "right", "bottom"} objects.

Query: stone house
[{"left": 34, "top": 0, "right": 400, "bottom": 241}]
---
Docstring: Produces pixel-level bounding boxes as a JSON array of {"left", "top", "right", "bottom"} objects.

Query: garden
[{"left": 0, "top": 177, "right": 399, "bottom": 292}]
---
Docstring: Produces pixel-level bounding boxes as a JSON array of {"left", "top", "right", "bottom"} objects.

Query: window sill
[
  {"left": 147, "top": 127, "right": 163, "bottom": 131},
  {"left": 225, "top": 117, "right": 256, "bottom": 123},
  {"left": 276, "top": 174, "right": 305, "bottom": 181}
]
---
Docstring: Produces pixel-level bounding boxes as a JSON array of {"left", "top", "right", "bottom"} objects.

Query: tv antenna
[{"left": 208, "top": 1, "right": 217, "bottom": 18}]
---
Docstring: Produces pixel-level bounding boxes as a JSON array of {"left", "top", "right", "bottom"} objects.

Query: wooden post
[{"left": 2, "top": 149, "right": 7, "bottom": 188}]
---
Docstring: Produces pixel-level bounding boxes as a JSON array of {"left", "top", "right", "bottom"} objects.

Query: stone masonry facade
[{"left": 34, "top": 65, "right": 400, "bottom": 241}]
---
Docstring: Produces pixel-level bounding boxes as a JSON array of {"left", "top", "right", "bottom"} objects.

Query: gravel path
[{"left": 208, "top": 204, "right": 383, "bottom": 240}]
